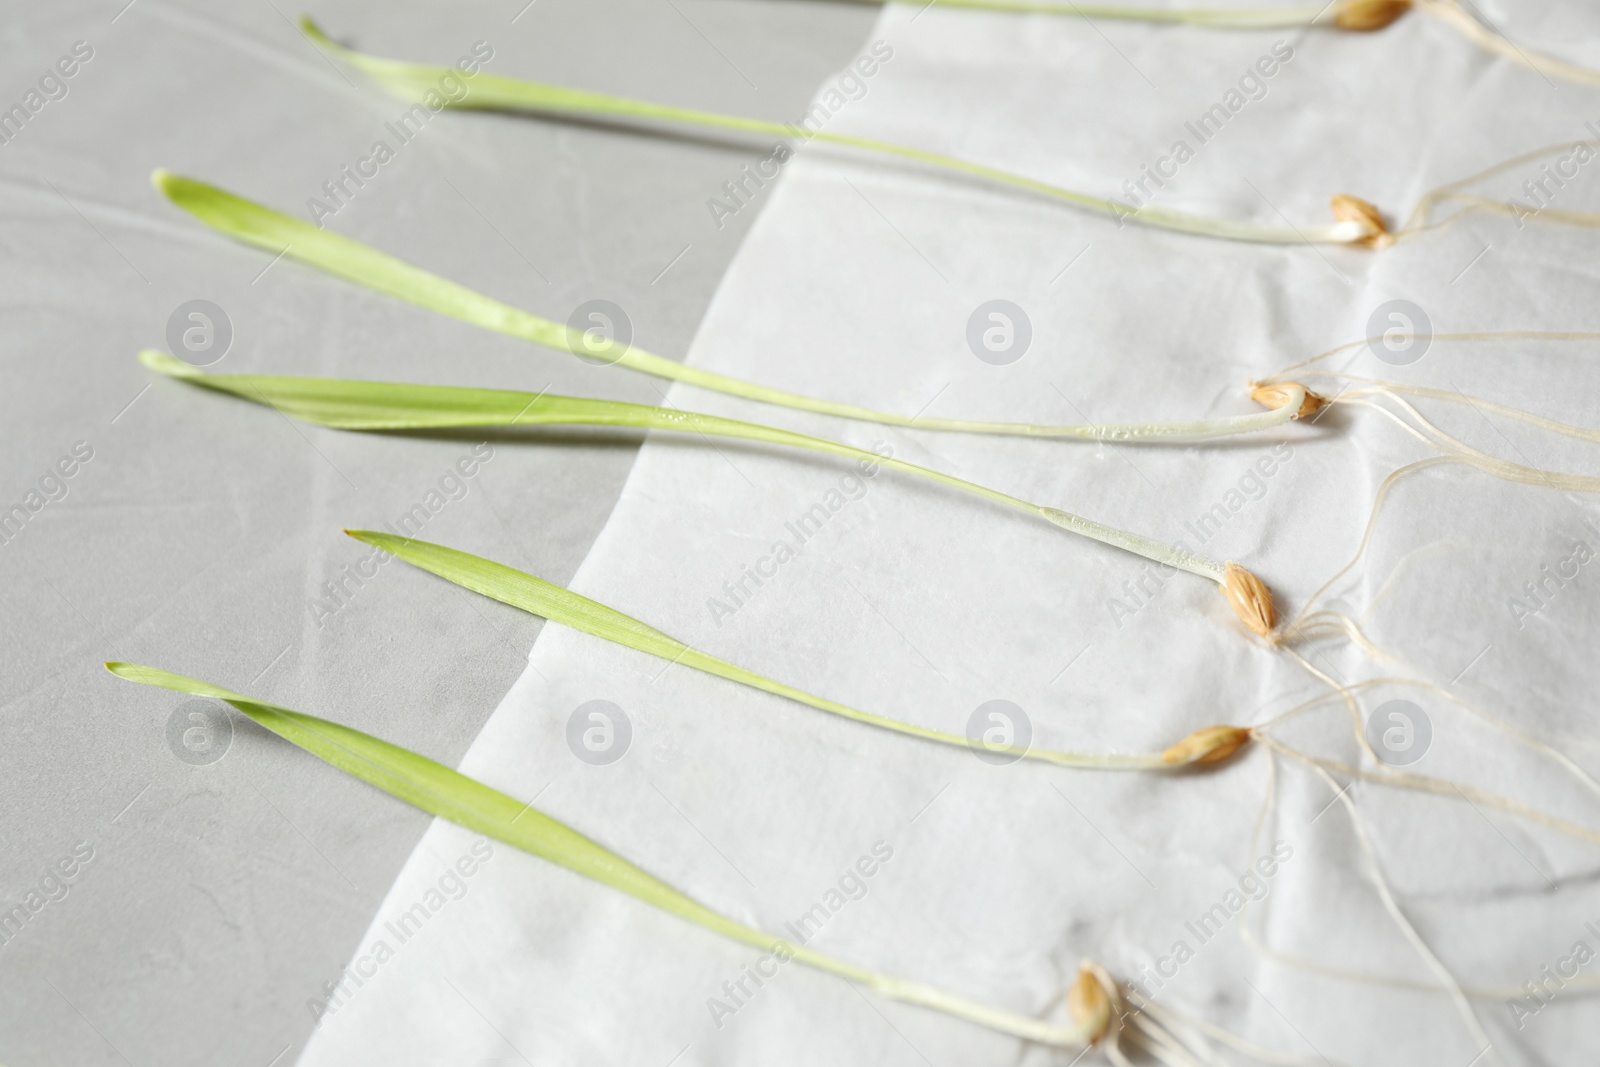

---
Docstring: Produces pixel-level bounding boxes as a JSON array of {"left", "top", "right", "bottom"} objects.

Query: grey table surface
[{"left": 0, "top": 1, "right": 876, "bottom": 1063}]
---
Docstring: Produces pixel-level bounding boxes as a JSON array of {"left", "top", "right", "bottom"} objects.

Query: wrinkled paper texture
[{"left": 301, "top": 5, "right": 1600, "bottom": 1064}]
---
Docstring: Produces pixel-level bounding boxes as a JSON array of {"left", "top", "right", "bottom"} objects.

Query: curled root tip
[
  {"left": 1330, "top": 193, "right": 1395, "bottom": 247},
  {"left": 1250, "top": 381, "right": 1327, "bottom": 420},
  {"left": 1223, "top": 562, "right": 1277, "bottom": 639},
  {"left": 1334, "top": 0, "right": 1412, "bottom": 31},
  {"left": 1161, "top": 725, "right": 1254, "bottom": 767}
]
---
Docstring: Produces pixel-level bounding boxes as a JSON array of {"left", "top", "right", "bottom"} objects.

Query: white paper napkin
[{"left": 298, "top": 5, "right": 1600, "bottom": 1064}]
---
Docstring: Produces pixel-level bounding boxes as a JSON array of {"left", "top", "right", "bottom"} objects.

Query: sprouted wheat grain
[
  {"left": 152, "top": 170, "right": 1319, "bottom": 445},
  {"left": 105, "top": 662, "right": 1295, "bottom": 1063},
  {"left": 139, "top": 349, "right": 1282, "bottom": 639}
]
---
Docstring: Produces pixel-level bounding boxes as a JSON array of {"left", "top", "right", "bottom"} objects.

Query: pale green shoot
[
  {"left": 140, "top": 349, "right": 1257, "bottom": 608},
  {"left": 912, "top": 0, "right": 1600, "bottom": 90},
  {"left": 343, "top": 529, "right": 1246, "bottom": 769},
  {"left": 689, "top": 2, "right": 1600, "bottom": 90},
  {"left": 152, "top": 169, "right": 1310, "bottom": 443},
  {"left": 104, "top": 661, "right": 1105, "bottom": 1048},
  {"left": 900, "top": 1, "right": 1332, "bottom": 26},
  {"left": 298, "top": 19, "right": 1377, "bottom": 246}
]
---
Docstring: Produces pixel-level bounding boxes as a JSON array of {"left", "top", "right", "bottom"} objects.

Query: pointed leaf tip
[
  {"left": 151, "top": 169, "right": 202, "bottom": 206},
  {"left": 151, "top": 170, "right": 222, "bottom": 212},
  {"left": 103, "top": 662, "right": 247, "bottom": 704},
  {"left": 105, "top": 661, "right": 154, "bottom": 682},
  {"left": 139, "top": 348, "right": 193, "bottom": 377},
  {"left": 104, "top": 661, "right": 175, "bottom": 687},
  {"left": 344, "top": 528, "right": 399, "bottom": 551}
]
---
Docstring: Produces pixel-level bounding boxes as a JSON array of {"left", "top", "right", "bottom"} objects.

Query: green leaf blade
[
  {"left": 104, "top": 662, "right": 1090, "bottom": 1046},
  {"left": 343, "top": 531, "right": 1169, "bottom": 769},
  {"left": 151, "top": 170, "right": 1317, "bottom": 438},
  {"left": 141, "top": 349, "right": 557, "bottom": 429},
  {"left": 300, "top": 16, "right": 782, "bottom": 136},
  {"left": 152, "top": 170, "right": 570, "bottom": 351},
  {"left": 297, "top": 20, "right": 1363, "bottom": 246},
  {"left": 345, "top": 529, "right": 692, "bottom": 664},
  {"left": 105, "top": 662, "right": 758, "bottom": 949},
  {"left": 144, "top": 354, "right": 1225, "bottom": 599}
]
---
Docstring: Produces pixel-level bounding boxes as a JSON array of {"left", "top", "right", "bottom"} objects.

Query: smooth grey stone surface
[{"left": 0, "top": 1, "right": 876, "bottom": 1063}]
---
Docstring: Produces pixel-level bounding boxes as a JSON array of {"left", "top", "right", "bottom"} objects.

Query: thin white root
[
  {"left": 1262, "top": 738, "right": 1504, "bottom": 1065},
  {"left": 1419, "top": 0, "right": 1600, "bottom": 89}
]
